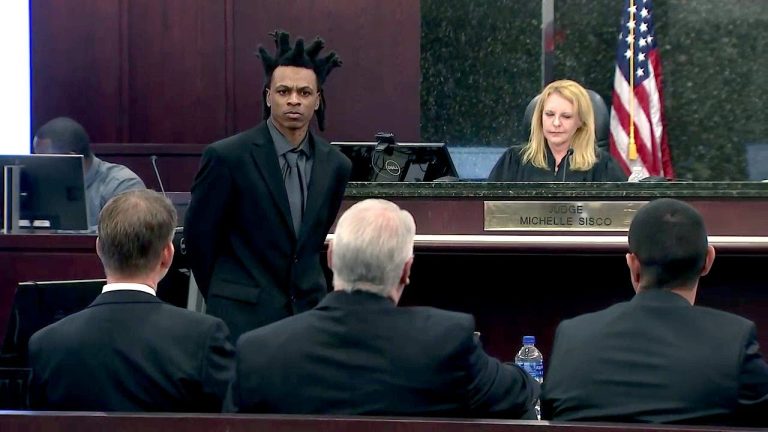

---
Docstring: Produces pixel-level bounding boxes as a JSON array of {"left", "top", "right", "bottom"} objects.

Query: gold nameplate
[{"left": 484, "top": 201, "right": 647, "bottom": 231}]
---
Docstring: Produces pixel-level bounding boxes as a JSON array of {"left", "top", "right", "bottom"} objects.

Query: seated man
[
  {"left": 227, "top": 198, "right": 539, "bottom": 418},
  {"left": 28, "top": 190, "right": 235, "bottom": 412},
  {"left": 541, "top": 198, "right": 768, "bottom": 426},
  {"left": 33, "top": 117, "right": 145, "bottom": 226}
]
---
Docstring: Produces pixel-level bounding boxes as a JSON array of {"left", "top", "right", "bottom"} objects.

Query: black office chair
[{"left": 522, "top": 89, "right": 610, "bottom": 149}]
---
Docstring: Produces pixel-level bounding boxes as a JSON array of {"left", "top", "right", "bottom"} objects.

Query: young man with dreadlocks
[{"left": 185, "top": 30, "right": 351, "bottom": 341}]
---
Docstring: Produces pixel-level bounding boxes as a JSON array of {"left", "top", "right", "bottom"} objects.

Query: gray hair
[
  {"left": 331, "top": 199, "right": 415, "bottom": 297},
  {"left": 97, "top": 189, "right": 177, "bottom": 277}
]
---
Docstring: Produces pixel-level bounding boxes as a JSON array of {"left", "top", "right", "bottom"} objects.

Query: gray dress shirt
[{"left": 85, "top": 156, "right": 146, "bottom": 227}]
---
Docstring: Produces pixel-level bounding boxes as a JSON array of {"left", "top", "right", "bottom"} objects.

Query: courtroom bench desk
[
  {"left": 340, "top": 181, "right": 768, "bottom": 361},
  {"left": 3, "top": 182, "right": 768, "bottom": 362},
  {"left": 0, "top": 412, "right": 761, "bottom": 432}
]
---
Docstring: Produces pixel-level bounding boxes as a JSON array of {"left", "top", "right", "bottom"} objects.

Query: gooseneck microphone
[
  {"left": 560, "top": 148, "right": 574, "bottom": 182},
  {"left": 150, "top": 155, "right": 166, "bottom": 196}
]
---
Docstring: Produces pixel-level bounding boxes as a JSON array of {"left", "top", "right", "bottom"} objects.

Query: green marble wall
[
  {"left": 421, "top": 0, "right": 540, "bottom": 147},
  {"left": 421, "top": 0, "right": 768, "bottom": 181}
]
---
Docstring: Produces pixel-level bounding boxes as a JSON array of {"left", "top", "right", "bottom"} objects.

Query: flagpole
[
  {"left": 628, "top": 0, "right": 638, "bottom": 160},
  {"left": 627, "top": 0, "right": 637, "bottom": 160}
]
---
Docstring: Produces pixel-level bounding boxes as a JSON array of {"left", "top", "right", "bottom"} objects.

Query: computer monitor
[
  {"left": 0, "top": 279, "right": 105, "bottom": 367},
  {"left": 446, "top": 146, "right": 508, "bottom": 181},
  {"left": 331, "top": 142, "right": 458, "bottom": 182},
  {"left": 0, "top": 271, "right": 193, "bottom": 368},
  {"left": 1, "top": 154, "right": 88, "bottom": 231}
]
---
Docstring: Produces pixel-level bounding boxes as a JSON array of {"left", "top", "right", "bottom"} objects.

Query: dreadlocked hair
[{"left": 258, "top": 30, "right": 342, "bottom": 131}]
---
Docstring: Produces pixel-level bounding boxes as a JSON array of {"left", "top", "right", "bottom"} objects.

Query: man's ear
[
  {"left": 626, "top": 252, "right": 641, "bottom": 293},
  {"left": 159, "top": 242, "right": 174, "bottom": 271},
  {"left": 326, "top": 242, "right": 333, "bottom": 270},
  {"left": 400, "top": 255, "right": 414, "bottom": 287},
  {"left": 265, "top": 89, "right": 271, "bottom": 108},
  {"left": 700, "top": 245, "right": 716, "bottom": 277},
  {"left": 95, "top": 237, "right": 102, "bottom": 259}
]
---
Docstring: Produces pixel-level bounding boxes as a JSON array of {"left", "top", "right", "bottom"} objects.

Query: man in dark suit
[
  {"left": 541, "top": 198, "right": 768, "bottom": 426},
  {"left": 226, "top": 199, "right": 539, "bottom": 418},
  {"left": 28, "top": 190, "right": 235, "bottom": 412},
  {"left": 184, "top": 30, "right": 351, "bottom": 340}
]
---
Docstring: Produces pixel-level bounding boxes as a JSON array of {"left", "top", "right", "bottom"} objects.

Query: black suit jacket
[
  {"left": 28, "top": 290, "right": 235, "bottom": 412},
  {"left": 227, "top": 291, "right": 539, "bottom": 418},
  {"left": 184, "top": 122, "right": 351, "bottom": 339},
  {"left": 541, "top": 290, "right": 768, "bottom": 426}
]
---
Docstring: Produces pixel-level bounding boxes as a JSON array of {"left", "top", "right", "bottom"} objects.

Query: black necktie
[{"left": 284, "top": 150, "right": 304, "bottom": 233}]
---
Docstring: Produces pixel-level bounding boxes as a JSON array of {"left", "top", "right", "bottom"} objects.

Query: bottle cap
[{"left": 522, "top": 335, "right": 535, "bottom": 345}]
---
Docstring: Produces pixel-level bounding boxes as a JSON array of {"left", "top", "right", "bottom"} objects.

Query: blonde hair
[{"left": 522, "top": 79, "right": 597, "bottom": 171}]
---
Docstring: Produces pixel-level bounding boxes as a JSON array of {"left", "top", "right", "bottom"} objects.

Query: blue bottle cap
[{"left": 523, "top": 335, "right": 535, "bottom": 345}]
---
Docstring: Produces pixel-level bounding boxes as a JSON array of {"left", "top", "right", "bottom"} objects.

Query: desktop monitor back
[
  {"left": 0, "top": 279, "right": 105, "bottom": 367},
  {"left": 1, "top": 154, "right": 88, "bottom": 231},
  {"left": 331, "top": 142, "right": 458, "bottom": 182},
  {"left": 446, "top": 146, "right": 508, "bottom": 181}
]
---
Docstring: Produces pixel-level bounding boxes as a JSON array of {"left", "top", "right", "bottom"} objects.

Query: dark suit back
[
  {"left": 28, "top": 290, "right": 234, "bottom": 412},
  {"left": 541, "top": 290, "right": 768, "bottom": 426},
  {"left": 228, "top": 291, "right": 538, "bottom": 418},
  {"left": 185, "top": 122, "right": 351, "bottom": 339}
]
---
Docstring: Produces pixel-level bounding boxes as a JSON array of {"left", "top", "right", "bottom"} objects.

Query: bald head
[{"left": 33, "top": 117, "right": 92, "bottom": 159}]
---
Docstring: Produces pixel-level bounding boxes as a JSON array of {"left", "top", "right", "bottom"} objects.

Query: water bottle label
[{"left": 518, "top": 362, "right": 544, "bottom": 381}]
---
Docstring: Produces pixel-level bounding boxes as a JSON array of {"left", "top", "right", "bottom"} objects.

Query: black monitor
[
  {"left": 1, "top": 154, "right": 88, "bottom": 231},
  {"left": 0, "top": 279, "right": 105, "bottom": 367},
  {"left": 331, "top": 142, "right": 458, "bottom": 182}
]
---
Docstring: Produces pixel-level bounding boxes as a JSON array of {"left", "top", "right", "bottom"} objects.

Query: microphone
[
  {"left": 150, "top": 155, "right": 166, "bottom": 196},
  {"left": 560, "top": 148, "right": 574, "bottom": 182}
]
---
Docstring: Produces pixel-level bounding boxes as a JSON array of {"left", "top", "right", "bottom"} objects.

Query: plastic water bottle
[
  {"left": 627, "top": 166, "right": 646, "bottom": 182},
  {"left": 515, "top": 335, "right": 544, "bottom": 419}
]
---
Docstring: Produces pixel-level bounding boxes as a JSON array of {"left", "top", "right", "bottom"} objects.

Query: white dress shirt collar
[{"left": 101, "top": 282, "right": 156, "bottom": 296}]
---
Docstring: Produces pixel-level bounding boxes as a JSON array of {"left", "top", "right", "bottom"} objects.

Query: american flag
[{"left": 609, "top": 0, "right": 674, "bottom": 178}]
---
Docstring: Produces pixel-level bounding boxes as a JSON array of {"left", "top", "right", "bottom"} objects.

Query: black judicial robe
[{"left": 487, "top": 145, "right": 626, "bottom": 182}]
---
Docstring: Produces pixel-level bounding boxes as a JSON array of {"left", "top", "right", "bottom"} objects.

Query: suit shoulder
[
  {"left": 692, "top": 304, "right": 754, "bottom": 329},
  {"left": 238, "top": 307, "right": 312, "bottom": 340},
  {"left": 28, "top": 308, "right": 88, "bottom": 349},
  {"left": 497, "top": 145, "right": 524, "bottom": 161},
  {"left": 160, "top": 303, "right": 226, "bottom": 327},
  {"left": 207, "top": 124, "right": 267, "bottom": 155},
  {"left": 402, "top": 306, "right": 476, "bottom": 333},
  {"left": 558, "top": 301, "right": 630, "bottom": 331},
  {"left": 313, "top": 134, "right": 352, "bottom": 171}
]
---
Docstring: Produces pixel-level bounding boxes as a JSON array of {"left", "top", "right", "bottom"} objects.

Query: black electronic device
[
  {"left": 331, "top": 141, "right": 458, "bottom": 182},
  {"left": 0, "top": 154, "right": 88, "bottom": 231},
  {"left": 0, "top": 279, "right": 105, "bottom": 367}
]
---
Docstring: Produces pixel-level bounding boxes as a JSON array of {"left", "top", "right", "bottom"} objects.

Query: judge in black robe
[{"left": 487, "top": 79, "right": 626, "bottom": 183}]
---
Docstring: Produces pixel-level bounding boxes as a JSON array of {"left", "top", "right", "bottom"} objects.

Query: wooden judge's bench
[{"left": 2, "top": 182, "right": 768, "bottom": 362}]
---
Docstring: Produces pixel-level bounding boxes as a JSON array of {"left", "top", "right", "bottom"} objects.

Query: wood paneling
[
  {"left": 231, "top": 0, "right": 422, "bottom": 141},
  {"left": 31, "top": 0, "right": 122, "bottom": 142},
  {"left": 92, "top": 143, "right": 205, "bottom": 192},
  {"left": 31, "top": 0, "right": 421, "bottom": 155},
  {"left": 125, "top": 0, "right": 228, "bottom": 143}
]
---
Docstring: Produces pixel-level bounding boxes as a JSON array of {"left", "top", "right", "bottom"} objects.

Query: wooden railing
[{"left": 0, "top": 412, "right": 758, "bottom": 432}]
